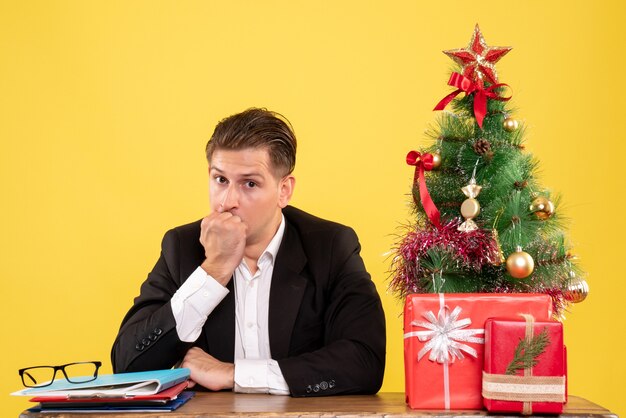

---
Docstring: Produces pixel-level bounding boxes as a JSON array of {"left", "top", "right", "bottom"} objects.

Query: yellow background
[{"left": 1, "top": 1, "right": 623, "bottom": 416}]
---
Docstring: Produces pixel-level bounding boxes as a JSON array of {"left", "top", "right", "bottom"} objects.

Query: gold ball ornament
[
  {"left": 503, "top": 117, "right": 519, "bottom": 132},
  {"left": 460, "top": 198, "right": 480, "bottom": 219},
  {"left": 564, "top": 273, "right": 589, "bottom": 303},
  {"left": 530, "top": 196, "right": 555, "bottom": 220},
  {"left": 506, "top": 247, "right": 534, "bottom": 279},
  {"left": 431, "top": 151, "right": 442, "bottom": 169}
]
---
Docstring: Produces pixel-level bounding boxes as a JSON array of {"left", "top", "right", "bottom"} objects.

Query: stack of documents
[{"left": 12, "top": 368, "right": 193, "bottom": 413}]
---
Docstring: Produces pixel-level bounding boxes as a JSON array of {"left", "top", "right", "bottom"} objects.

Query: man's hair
[{"left": 205, "top": 108, "right": 297, "bottom": 177}]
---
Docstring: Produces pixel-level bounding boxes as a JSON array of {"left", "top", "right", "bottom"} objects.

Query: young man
[{"left": 111, "top": 108, "right": 386, "bottom": 396}]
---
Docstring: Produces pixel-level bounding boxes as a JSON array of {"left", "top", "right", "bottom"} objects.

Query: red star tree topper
[{"left": 444, "top": 24, "right": 511, "bottom": 85}]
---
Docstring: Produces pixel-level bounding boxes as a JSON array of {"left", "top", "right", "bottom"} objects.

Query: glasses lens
[
  {"left": 64, "top": 362, "right": 99, "bottom": 383},
  {"left": 21, "top": 367, "right": 56, "bottom": 387}
]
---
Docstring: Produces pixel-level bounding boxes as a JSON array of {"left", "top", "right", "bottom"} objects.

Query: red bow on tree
[
  {"left": 406, "top": 151, "right": 441, "bottom": 228},
  {"left": 434, "top": 72, "right": 511, "bottom": 129}
]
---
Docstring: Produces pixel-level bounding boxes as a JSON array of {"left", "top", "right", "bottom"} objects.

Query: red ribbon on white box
[{"left": 404, "top": 293, "right": 485, "bottom": 409}]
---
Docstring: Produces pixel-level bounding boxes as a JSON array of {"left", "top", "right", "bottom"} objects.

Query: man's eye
[
  {"left": 216, "top": 176, "right": 227, "bottom": 184},
  {"left": 245, "top": 181, "right": 257, "bottom": 188}
]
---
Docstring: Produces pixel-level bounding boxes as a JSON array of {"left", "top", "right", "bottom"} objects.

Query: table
[{"left": 19, "top": 392, "right": 618, "bottom": 418}]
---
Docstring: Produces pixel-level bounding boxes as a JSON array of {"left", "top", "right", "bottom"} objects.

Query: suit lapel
[{"left": 268, "top": 220, "right": 307, "bottom": 360}]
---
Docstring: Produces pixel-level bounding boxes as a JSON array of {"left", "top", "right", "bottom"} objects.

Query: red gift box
[
  {"left": 482, "top": 316, "right": 567, "bottom": 414},
  {"left": 404, "top": 293, "right": 552, "bottom": 410}
]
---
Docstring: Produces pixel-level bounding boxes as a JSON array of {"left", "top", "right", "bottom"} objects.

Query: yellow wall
[{"left": 1, "top": 1, "right": 623, "bottom": 416}]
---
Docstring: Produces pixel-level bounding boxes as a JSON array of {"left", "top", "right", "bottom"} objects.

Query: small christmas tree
[{"left": 389, "top": 25, "right": 588, "bottom": 316}]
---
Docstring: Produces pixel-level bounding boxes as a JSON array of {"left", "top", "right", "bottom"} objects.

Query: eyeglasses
[{"left": 18, "top": 361, "right": 102, "bottom": 388}]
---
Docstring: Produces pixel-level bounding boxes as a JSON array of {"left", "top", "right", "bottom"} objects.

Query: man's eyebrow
[{"left": 209, "top": 167, "right": 265, "bottom": 179}]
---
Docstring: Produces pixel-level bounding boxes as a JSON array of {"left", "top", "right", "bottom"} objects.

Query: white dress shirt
[{"left": 170, "top": 215, "right": 289, "bottom": 395}]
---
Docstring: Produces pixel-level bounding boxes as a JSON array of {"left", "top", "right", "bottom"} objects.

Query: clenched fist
[{"left": 199, "top": 211, "right": 247, "bottom": 285}]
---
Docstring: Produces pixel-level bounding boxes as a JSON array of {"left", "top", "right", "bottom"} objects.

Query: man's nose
[{"left": 220, "top": 185, "right": 239, "bottom": 210}]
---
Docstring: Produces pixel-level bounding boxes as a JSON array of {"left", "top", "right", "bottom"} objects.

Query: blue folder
[
  {"left": 13, "top": 368, "right": 190, "bottom": 397},
  {"left": 28, "top": 390, "right": 195, "bottom": 413}
]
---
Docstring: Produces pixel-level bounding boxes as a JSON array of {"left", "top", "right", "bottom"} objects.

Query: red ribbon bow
[
  {"left": 433, "top": 72, "right": 511, "bottom": 129},
  {"left": 406, "top": 151, "right": 441, "bottom": 228}
]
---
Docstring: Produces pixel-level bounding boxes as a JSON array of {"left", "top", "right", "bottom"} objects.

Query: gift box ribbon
[
  {"left": 404, "top": 293, "right": 485, "bottom": 409},
  {"left": 482, "top": 314, "right": 566, "bottom": 414},
  {"left": 482, "top": 372, "right": 566, "bottom": 403}
]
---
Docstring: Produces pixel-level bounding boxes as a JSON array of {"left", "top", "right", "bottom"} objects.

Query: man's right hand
[{"left": 199, "top": 211, "right": 247, "bottom": 286}]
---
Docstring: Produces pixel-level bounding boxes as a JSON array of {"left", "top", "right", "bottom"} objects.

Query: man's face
[{"left": 209, "top": 148, "right": 294, "bottom": 247}]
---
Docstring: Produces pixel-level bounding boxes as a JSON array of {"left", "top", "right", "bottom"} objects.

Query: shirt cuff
[
  {"left": 234, "top": 359, "right": 290, "bottom": 395},
  {"left": 171, "top": 266, "right": 230, "bottom": 342}
]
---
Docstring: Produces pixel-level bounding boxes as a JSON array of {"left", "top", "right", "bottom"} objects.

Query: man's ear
[{"left": 278, "top": 175, "right": 295, "bottom": 208}]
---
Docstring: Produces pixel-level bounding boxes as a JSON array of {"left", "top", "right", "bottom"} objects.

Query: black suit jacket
[{"left": 111, "top": 206, "right": 386, "bottom": 396}]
